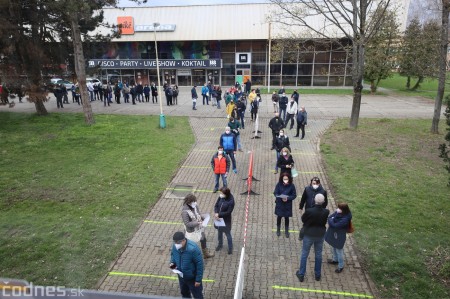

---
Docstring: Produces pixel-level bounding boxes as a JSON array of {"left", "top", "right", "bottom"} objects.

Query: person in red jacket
[{"left": 211, "top": 146, "right": 230, "bottom": 193}]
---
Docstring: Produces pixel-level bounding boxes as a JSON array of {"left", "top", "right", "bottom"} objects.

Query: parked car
[
  {"left": 56, "top": 79, "right": 74, "bottom": 89},
  {"left": 86, "top": 78, "right": 101, "bottom": 87}
]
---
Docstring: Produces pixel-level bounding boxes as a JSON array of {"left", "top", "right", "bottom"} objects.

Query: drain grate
[{"left": 165, "top": 184, "right": 196, "bottom": 199}]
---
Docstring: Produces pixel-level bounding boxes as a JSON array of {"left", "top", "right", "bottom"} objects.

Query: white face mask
[
  {"left": 218, "top": 150, "right": 223, "bottom": 155},
  {"left": 279, "top": 133, "right": 284, "bottom": 136},
  {"left": 191, "top": 202, "right": 197, "bottom": 208},
  {"left": 282, "top": 152, "right": 288, "bottom": 156},
  {"left": 225, "top": 130, "right": 230, "bottom": 134},
  {"left": 219, "top": 194, "right": 226, "bottom": 198},
  {"left": 175, "top": 243, "right": 183, "bottom": 250},
  {"left": 283, "top": 179, "right": 289, "bottom": 184},
  {"left": 312, "top": 184, "right": 319, "bottom": 190},
  {"left": 336, "top": 208, "right": 342, "bottom": 214}
]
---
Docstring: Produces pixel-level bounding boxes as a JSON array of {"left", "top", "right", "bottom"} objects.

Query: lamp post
[
  {"left": 153, "top": 22, "right": 165, "bottom": 128},
  {"left": 268, "top": 21, "right": 272, "bottom": 93}
]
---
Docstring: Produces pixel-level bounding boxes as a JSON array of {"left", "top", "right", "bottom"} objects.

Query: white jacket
[{"left": 286, "top": 101, "right": 298, "bottom": 114}]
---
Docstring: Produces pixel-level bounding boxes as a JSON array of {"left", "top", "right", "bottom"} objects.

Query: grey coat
[{"left": 181, "top": 204, "right": 203, "bottom": 233}]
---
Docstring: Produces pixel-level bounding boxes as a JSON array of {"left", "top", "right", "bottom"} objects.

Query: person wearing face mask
[
  {"left": 214, "top": 187, "right": 235, "bottom": 254},
  {"left": 235, "top": 98, "right": 246, "bottom": 129},
  {"left": 285, "top": 97, "right": 298, "bottom": 130},
  {"left": 274, "top": 130, "right": 291, "bottom": 174},
  {"left": 170, "top": 231, "right": 204, "bottom": 299},
  {"left": 269, "top": 112, "right": 285, "bottom": 150},
  {"left": 220, "top": 126, "right": 238, "bottom": 173},
  {"left": 211, "top": 146, "right": 230, "bottom": 193},
  {"left": 181, "top": 194, "right": 215, "bottom": 259},
  {"left": 276, "top": 147, "right": 295, "bottom": 177},
  {"left": 294, "top": 106, "right": 308, "bottom": 139},
  {"left": 299, "top": 177, "right": 328, "bottom": 211},
  {"left": 325, "top": 203, "right": 353, "bottom": 273},
  {"left": 273, "top": 173, "right": 297, "bottom": 238},
  {"left": 226, "top": 99, "right": 236, "bottom": 119},
  {"left": 278, "top": 93, "right": 289, "bottom": 122},
  {"left": 228, "top": 117, "right": 243, "bottom": 152}
]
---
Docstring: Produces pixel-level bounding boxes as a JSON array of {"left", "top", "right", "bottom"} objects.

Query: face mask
[
  {"left": 219, "top": 194, "right": 226, "bottom": 198},
  {"left": 312, "top": 184, "right": 319, "bottom": 190},
  {"left": 279, "top": 133, "right": 284, "bottom": 136},
  {"left": 282, "top": 152, "right": 288, "bottom": 156},
  {"left": 191, "top": 202, "right": 197, "bottom": 208},
  {"left": 336, "top": 208, "right": 342, "bottom": 214},
  {"left": 218, "top": 150, "right": 223, "bottom": 155},
  {"left": 283, "top": 180, "right": 289, "bottom": 184},
  {"left": 175, "top": 243, "right": 183, "bottom": 250},
  {"left": 225, "top": 130, "right": 230, "bottom": 134}
]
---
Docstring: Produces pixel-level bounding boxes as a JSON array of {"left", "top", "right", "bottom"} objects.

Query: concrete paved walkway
[{"left": 1, "top": 90, "right": 439, "bottom": 298}]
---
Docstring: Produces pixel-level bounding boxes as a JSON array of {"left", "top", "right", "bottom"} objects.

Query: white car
[
  {"left": 86, "top": 78, "right": 101, "bottom": 87},
  {"left": 56, "top": 79, "right": 75, "bottom": 89}
]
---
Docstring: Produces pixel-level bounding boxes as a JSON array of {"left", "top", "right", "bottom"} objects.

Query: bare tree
[
  {"left": 431, "top": 0, "right": 450, "bottom": 134},
  {"left": 270, "top": 0, "right": 392, "bottom": 129}
]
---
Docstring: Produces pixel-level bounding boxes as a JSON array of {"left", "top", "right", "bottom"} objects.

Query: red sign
[{"left": 117, "top": 16, "right": 134, "bottom": 35}]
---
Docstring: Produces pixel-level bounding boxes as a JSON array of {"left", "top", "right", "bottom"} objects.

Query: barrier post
[
  {"left": 251, "top": 112, "right": 262, "bottom": 139},
  {"left": 240, "top": 151, "right": 259, "bottom": 195}
]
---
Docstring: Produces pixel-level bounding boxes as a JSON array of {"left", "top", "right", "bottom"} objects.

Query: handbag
[
  {"left": 298, "top": 227, "right": 305, "bottom": 240},
  {"left": 185, "top": 226, "right": 203, "bottom": 242},
  {"left": 347, "top": 220, "right": 355, "bottom": 233},
  {"left": 291, "top": 167, "right": 298, "bottom": 178}
]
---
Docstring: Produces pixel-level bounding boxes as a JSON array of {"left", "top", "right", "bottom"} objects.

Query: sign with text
[
  {"left": 117, "top": 17, "right": 134, "bottom": 35},
  {"left": 88, "top": 59, "right": 223, "bottom": 69},
  {"left": 135, "top": 24, "right": 176, "bottom": 32}
]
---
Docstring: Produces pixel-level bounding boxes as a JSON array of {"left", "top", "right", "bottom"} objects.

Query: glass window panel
[
  {"left": 298, "top": 64, "right": 313, "bottom": 76},
  {"left": 345, "top": 76, "right": 352, "bottom": 86},
  {"left": 283, "top": 51, "right": 297, "bottom": 63},
  {"left": 330, "top": 52, "right": 347, "bottom": 63},
  {"left": 314, "top": 64, "right": 330, "bottom": 75},
  {"left": 299, "top": 52, "right": 314, "bottom": 63},
  {"left": 252, "top": 41, "right": 266, "bottom": 51},
  {"left": 313, "top": 76, "right": 329, "bottom": 86},
  {"left": 329, "top": 64, "right": 346, "bottom": 75},
  {"left": 346, "top": 64, "right": 353, "bottom": 75},
  {"left": 222, "top": 53, "right": 235, "bottom": 64},
  {"left": 269, "top": 64, "right": 282, "bottom": 75},
  {"left": 315, "top": 52, "right": 330, "bottom": 63},
  {"left": 252, "top": 52, "right": 266, "bottom": 63},
  {"left": 222, "top": 76, "right": 235, "bottom": 87},
  {"left": 221, "top": 41, "right": 235, "bottom": 52},
  {"left": 298, "top": 76, "right": 312, "bottom": 86},
  {"left": 282, "top": 64, "right": 297, "bottom": 75},
  {"left": 270, "top": 75, "right": 281, "bottom": 86},
  {"left": 281, "top": 76, "right": 297, "bottom": 86},
  {"left": 252, "top": 76, "right": 265, "bottom": 85},
  {"left": 222, "top": 64, "right": 235, "bottom": 75},
  {"left": 315, "top": 42, "right": 331, "bottom": 51},
  {"left": 252, "top": 64, "right": 266, "bottom": 75},
  {"left": 236, "top": 41, "right": 251, "bottom": 52},
  {"left": 328, "top": 76, "right": 345, "bottom": 86}
]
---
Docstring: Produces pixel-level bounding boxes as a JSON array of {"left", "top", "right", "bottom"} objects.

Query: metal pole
[
  {"left": 268, "top": 21, "right": 272, "bottom": 93},
  {"left": 153, "top": 23, "right": 165, "bottom": 128}
]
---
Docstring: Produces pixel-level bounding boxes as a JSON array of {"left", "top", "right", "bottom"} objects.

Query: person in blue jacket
[
  {"left": 219, "top": 127, "right": 238, "bottom": 173},
  {"left": 325, "top": 203, "right": 352, "bottom": 273},
  {"left": 273, "top": 173, "right": 297, "bottom": 238},
  {"left": 170, "top": 231, "right": 204, "bottom": 299}
]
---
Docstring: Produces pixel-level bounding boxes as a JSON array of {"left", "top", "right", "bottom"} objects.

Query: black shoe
[
  {"left": 215, "top": 245, "right": 222, "bottom": 251},
  {"left": 335, "top": 268, "right": 344, "bottom": 273},
  {"left": 293, "top": 135, "right": 299, "bottom": 137},
  {"left": 276, "top": 228, "right": 281, "bottom": 237},
  {"left": 270, "top": 147, "right": 275, "bottom": 150},
  {"left": 295, "top": 272, "right": 304, "bottom": 282},
  {"left": 285, "top": 230, "right": 290, "bottom": 238},
  {"left": 315, "top": 275, "right": 321, "bottom": 281},
  {"left": 327, "top": 259, "right": 339, "bottom": 265},
  {"left": 213, "top": 189, "right": 218, "bottom": 193},
  {"left": 228, "top": 249, "right": 232, "bottom": 254}
]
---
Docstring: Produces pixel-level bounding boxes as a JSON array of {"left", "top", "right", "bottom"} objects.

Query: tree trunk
[
  {"left": 406, "top": 76, "right": 411, "bottom": 89},
  {"left": 431, "top": 0, "right": 450, "bottom": 134},
  {"left": 70, "top": 16, "right": 95, "bottom": 125},
  {"left": 350, "top": 42, "right": 364, "bottom": 129},
  {"left": 370, "top": 80, "right": 376, "bottom": 93},
  {"left": 411, "top": 76, "right": 423, "bottom": 91},
  {"left": 34, "top": 97, "right": 48, "bottom": 116}
]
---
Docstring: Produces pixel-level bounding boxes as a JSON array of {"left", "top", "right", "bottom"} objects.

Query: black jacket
[
  {"left": 279, "top": 96, "right": 288, "bottom": 109},
  {"left": 214, "top": 194, "right": 235, "bottom": 230},
  {"left": 302, "top": 205, "right": 329, "bottom": 237},
  {"left": 269, "top": 117, "right": 285, "bottom": 133},
  {"left": 299, "top": 185, "right": 328, "bottom": 210},
  {"left": 276, "top": 154, "right": 294, "bottom": 175},
  {"left": 275, "top": 136, "right": 291, "bottom": 152}
]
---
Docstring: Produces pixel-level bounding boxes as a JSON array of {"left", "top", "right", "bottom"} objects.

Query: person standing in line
[
  {"left": 219, "top": 126, "right": 238, "bottom": 174},
  {"left": 325, "top": 202, "right": 353, "bottom": 273},
  {"left": 245, "top": 79, "right": 252, "bottom": 95},
  {"left": 285, "top": 97, "right": 298, "bottom": 130},
  {"left": 279, "top": 93, "right": 289, "bottom": 122},
  {"left": 225, "top": 90, "right": 234, "bottom": 106},
  {"left": 87, "top": 81, "right": 95, "bottom": 101},
  {"left": 169, "top": 231, "right": 204, "bottom": 299},
  {"left": 207, "top": 81, "right": 213, "bottom": 104},
  {"left": 201, "top": 83, "right": 209, "bottom": 105},
  {"left": 292, "top": 89, "right": 300, "bottom": 105},
  {"left": 268, "top": 112, "right": 285, "bottom": 150},
  {"left": 172, "top": 85, "right": 179, "bottom": 105},
  {"left": 276, "top": 147, "right": 295, "bottom": 177},
  {"left": 71, "top": 84, "right": 76, "bottom": 103},
  {"left": 122, "top": 83, "right": 130, "bottom": 103},
  {"left": 228, "top": 117, "right": 243, "bottom": 152},
  {"left": 151, "top": 82, "right": 158, "bottom": 103},
  {"left": 114, "top": 83, "right": 121, "bottom": 104},
  {"left": 191, "top": 85, "right": 198, "bottom": 110},
  {"left": 278, "top": 85, "right": 285, "bottom": 95},
  {"left": 98, "top": 82, "right": 103, "bottom": 101},
  {"left": 299, "top": 177, "right": 328, "bottom": 211},
  {"left": 62, "top": 84, "right": 69, "bottom": 104},
  {"left": 296, "top": 194, "right": 329, "bottom": 282},
  {"left": 211, "top": 146, "right": 230, "bottom": 193},
  {"left": 214, "top": 187, "right": 235, "bottom": 254},
  {"left": 54, "top": 84, "right": 64, "bottom": 108},
  {"left": 250, "top": 95, "right": 258, "bottom": 122},
  {"left": 294, "top": 106, "right": 308, "bottom": 139},
  {"left": 165, "top": 85, "right": 173, "bottom": 106},
  {"left": 274, "top": 130, "right": 291, "bottom": 174},
  {"left": 181, "top": 194, "right": 215, "bottom": 259},
  {"left": 216, "top": 86, "right": 222, "bottom": 109},
  {"left": 248, "top": 89, "right": 257, "bottom": 103},
  {"left": 136, "top": 82, "right": 144, "bottom": 102},
  {"left": 211, "top": 86, "right": 218, "bottom": 106},
  {"left": 226, "top": 99, "right": 236, "bottom": 119},
  {"left": 143, "top": 84, "right": 150, "bottom": 103},
  {"left": 271, "top": 91, "right": 279, "bottom": 113},
  {"left": 130, "top": 85, "right": 138, "bottom": 105},
  {"left": 93, "top": 83, "right": 99, "bottom": 101},
  {"left": 273, "top": 173, "right": 297, "bottom": 238},
  {"left": 236, "top": 98, "right": 246, "bottom": 129}
]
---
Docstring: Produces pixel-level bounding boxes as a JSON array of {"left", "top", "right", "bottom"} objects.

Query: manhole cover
[{"left": 165, "top": 184, "right": 196, "bottom": 199}]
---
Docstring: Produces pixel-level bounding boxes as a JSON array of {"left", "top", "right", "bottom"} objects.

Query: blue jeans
[
  {"left": 225, "top": 150, "right": 236, "bottom": 171},
  {"left": 332, "top": 246, "right": 345, "bottom": 269},
  {"left": 217, "top": 99, "right": 221, "bottom": 109},
  {"left": 214, "top": 173, "right": 227, "bottom": 191},
  {"left": 178, "top": 277, "right": 203, "bottom": 299},
  {"left": 239, "top": 111, "right": 245, "bottom": 128},
  {"left": 275, "top": 151, "right": 280, "bottom": 171},
  {"left": 218, "top": 227, "right": 233, "bottom": 250},
  {"left": 298, "top": 235, "right": 324, "bottom": 277},
  {"left": 279, "top": 107, "right": 287, "bottom": 122},
  {"left": 236, "top": 135, "right": 242, "bottom": 151}
]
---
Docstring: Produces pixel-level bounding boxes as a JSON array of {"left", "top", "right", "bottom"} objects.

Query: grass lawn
[
  {"left": 377, "top": 73, "right": 449, "bottom": 100},
  {"left": 0, "top": 112, "right": 194, "bottom": 288},
  {"left": 257, "top": 87, "right": 387, "bottom": 96},
  {"left": 321, "top": 118, "right": 450, "bottom": 299}
]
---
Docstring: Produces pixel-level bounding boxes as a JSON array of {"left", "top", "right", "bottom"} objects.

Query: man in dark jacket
[
  {"left": 235, "top": 99, "right": 246, "bottom": 129},
  {"left": 165, "top": 86, "right": 173, "bottom": 106},
  {"left": 296, "top": 194, "right": 329, "bottom": 282},
  {"left": 278, "top": 93, "right": 289, "bottom": 122},
  {"left": 54, "top": 84, "right": 64, "bottom": 108},
  {"left": 170, "top": 232, "right": 204, "bottom": 299},
  {"left": 136, "top": 82, "right": 144, "bottom": 102},
  {"left": 268, "top": 112, "right": 285, "bottom": 150},
  {"left": 299, "top": 177, "right": 328, "bottom": 210},
  {"left": 219, "top": 127, "right": 237, "bottom": 173},
  {"left": 191, "top": 85, "right": 198, "bottom": 110},
  {"left": 245, "top": 79, "right": 252, "bottom": 95},
  {"left": 211, "top": 146, "right": 230, "bottom": 192},
  {"left": 294, "top": 106, "right": 308, "bottom": 139}
]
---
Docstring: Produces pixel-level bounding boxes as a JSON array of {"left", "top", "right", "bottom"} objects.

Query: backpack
[{"left": 173, "top": 89, "right": 179, "bottom": 97}]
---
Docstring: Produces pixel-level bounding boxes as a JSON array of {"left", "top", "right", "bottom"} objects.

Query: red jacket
[{"left": 211, "top": 153, "right": 230, "bottom": 174}]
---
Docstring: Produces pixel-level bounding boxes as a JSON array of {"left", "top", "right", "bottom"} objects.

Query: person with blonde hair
[{"left": 276, "top": 146, "right": 294, "bottom": 177}]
